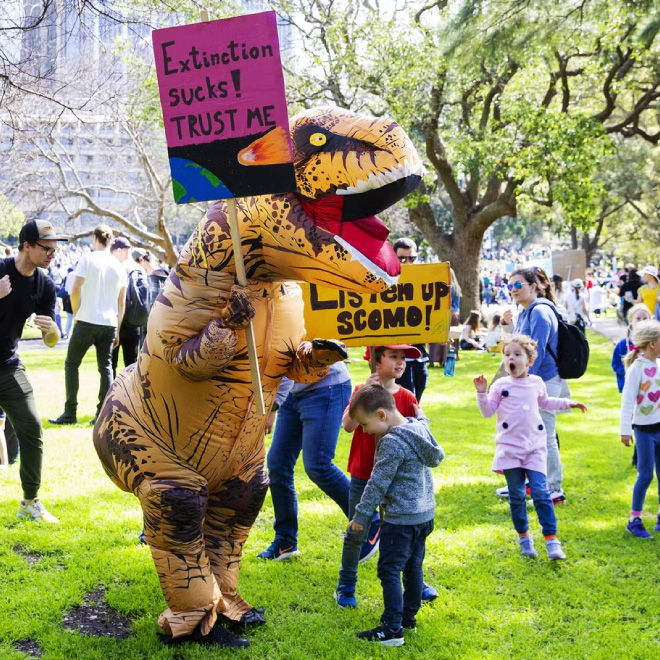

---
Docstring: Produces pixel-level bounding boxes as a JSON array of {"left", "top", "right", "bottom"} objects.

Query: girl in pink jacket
[{"left": 474, "top": 335, "right": 586, "bottom": 560}]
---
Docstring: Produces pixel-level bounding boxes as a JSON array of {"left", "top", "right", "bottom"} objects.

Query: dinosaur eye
[{"left": 310, "top": 132, "right": 327, "bottom": 146}]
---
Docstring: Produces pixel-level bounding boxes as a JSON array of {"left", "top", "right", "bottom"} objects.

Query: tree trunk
[{"left": 409, "top": 200, "right": 483, "bottom": 318}]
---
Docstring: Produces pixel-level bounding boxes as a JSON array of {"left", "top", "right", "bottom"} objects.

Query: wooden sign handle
[{"left": 200, "top": 9, "right": 266, "bottom": 415}]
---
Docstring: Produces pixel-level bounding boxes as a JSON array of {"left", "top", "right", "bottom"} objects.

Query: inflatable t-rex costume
[{"left": 93, "top": 107, "right": 422, "bottom": 643}]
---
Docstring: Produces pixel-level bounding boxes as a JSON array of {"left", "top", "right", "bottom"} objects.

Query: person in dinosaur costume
[{"left": 93, "top": 107, "right": 423, "bottom": 647}]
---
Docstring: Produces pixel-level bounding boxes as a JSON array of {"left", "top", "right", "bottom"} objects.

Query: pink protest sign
[{"left": 152, "top": 11, "right": 295, "bottom": 202}]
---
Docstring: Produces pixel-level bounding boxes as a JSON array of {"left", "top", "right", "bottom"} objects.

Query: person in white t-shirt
[{"left": 50, "top": 225, "right": 127, "bottom": 425}]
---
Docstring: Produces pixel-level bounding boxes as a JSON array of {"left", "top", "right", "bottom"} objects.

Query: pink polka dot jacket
[{"left": 477, "top": 375, "right": 573, "bottom": 475}]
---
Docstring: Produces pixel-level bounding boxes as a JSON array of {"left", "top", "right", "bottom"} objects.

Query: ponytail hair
[
  {"left": 623, "top": 319, "right": 660, "bottom": 369},
  {"left": 93, "top": 224, "right": 113, "bottom": 247}
]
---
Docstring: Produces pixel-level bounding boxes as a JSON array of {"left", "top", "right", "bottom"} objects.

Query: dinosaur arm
[
  {"left": 287, "top": 339, "right": 348, "bottom": 384},
  {"left": 161, "top": 284, "right": 255, "bottom": 382},
  {"left": 162, "top": 319, "right": 238, "bottom": 381}
]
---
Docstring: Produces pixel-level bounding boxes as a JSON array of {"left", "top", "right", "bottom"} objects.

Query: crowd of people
[{"left": 3, "top": 221, "right": 660, "bottom": 646}]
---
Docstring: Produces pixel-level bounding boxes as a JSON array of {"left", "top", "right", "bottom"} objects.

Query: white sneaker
[
  {"left": 496, "top": 486, "right": 509, "bottom": 498},
  {"left": 17, "top": 499, "right": 59, "bottom": 523},
  {"left": 549, "top": 490, "right": 566, "bottom": 505}
]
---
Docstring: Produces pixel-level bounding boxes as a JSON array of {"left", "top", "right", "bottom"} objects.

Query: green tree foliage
[
  {"left": 0, "top": 193, "right": 25, "bottom": 243},
  {"left": 274, "top": 0, "right": 660, "bottom": 309}
]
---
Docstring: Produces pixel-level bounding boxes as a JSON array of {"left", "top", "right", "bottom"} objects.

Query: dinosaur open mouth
[
  {"left": 336, "top": 160, "right": 421, "bottom": 196},
  {"left": 298, "top": 198, "right": 401, "bottom": 282}
]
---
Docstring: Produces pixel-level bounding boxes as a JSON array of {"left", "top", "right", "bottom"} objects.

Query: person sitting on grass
[
  {"left": 347, "top": 383, "right": 444, "bottom": 647},
  {"left": 459, "top": 311, "right": 483, "bottom": 351},
  {"left": 619, "top": 319, "right": 660, "bottom": 539},
  {"left": 334, "top": 345, "right": 439, "bottom": 609},
  {"left": 474, "top": 334, "right": 586, "bottom": 560}
]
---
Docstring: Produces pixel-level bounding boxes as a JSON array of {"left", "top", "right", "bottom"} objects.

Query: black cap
[
  {"left": 110, "top": 237, "right": 131, "bottom": 251},
  {"left": 19, "top": 220, "right": 69, "bottom": 244}
]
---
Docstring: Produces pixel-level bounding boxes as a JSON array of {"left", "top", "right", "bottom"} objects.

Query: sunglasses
[
  {"left": 36, "top": 243, "right": 58, "bottom": 256},
  {"left": 507, "top": 281, "right": 524, "bottom": 291},
  {"left": 398, "top": 255, "right": 417, "bottom": 263}
]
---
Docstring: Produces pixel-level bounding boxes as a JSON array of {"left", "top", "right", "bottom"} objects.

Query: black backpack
[
  {"left": 123, "top": 268, "right": 150, "bottom": 327},
  {"left": 533, "top": 301, "right": 589, "bottom": 379}
]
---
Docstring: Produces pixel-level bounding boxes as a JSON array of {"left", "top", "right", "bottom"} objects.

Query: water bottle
[{"left": 444, "top": 346, "right": 456, "bottom": 377}]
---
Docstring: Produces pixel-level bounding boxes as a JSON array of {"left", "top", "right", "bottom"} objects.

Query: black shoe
[
  {"left": 159, "top": 620, "right": 249, "bottom": 648},
  {"left": 48, "top": 415, "right": 77, "bottom": 425},
  {"left": 357, "top": 623, "right": 404, "bottom": 646}
]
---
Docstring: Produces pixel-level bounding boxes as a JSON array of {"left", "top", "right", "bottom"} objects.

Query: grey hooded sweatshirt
[{"left": 353, "top": 416, "right": 444, "bottom": 528}]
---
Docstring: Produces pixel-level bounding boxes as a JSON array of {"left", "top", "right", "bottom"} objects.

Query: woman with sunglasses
[{"left": 500, "top": 268, "right": 566, "bottom": 505}]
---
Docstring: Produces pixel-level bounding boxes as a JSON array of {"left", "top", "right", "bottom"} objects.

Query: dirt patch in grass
[
  {"left": 13, "top": 639, "right": 42, "bottom": 657},
  {"left": 12, "top": 545, "right": 41, "bottom": 566},
  {"left": 61, "top": 587, "right": 132, "bottom": 639}
]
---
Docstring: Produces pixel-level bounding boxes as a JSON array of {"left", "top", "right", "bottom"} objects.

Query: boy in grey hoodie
[{"left": 347, "top": 383, "right": 444, "bottom": 647}]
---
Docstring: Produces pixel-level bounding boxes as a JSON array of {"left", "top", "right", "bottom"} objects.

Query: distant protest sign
[
  {"left": 301, "top": 263, "right": 451, "bottom": 346},
  {"left": 152, "top": 11, "right": 296, "bottom": 203}
]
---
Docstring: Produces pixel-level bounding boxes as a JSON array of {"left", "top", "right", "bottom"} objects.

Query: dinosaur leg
[
  {"left": 204, "top": 466, "right": 269, "bottom": 623},
  {"left": 138, "top": 477, "right": 222, "bottom": 638}
]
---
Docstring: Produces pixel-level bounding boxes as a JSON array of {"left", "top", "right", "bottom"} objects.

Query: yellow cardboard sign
[{"left": 301, "top": 263, "right": 451, "bottom": 346}]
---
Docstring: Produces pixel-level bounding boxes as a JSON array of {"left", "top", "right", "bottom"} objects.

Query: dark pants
[
  {"left": 267, "top": 381, "right": 351, "bottom": 544},
  {"left": 339, "top": 475, "right": 379, "bottom": 585},
  {"left": 65, "top": 321, "right": 116, "bottom": 418},
  {"left": 112, "top": 324, "right": 141, "bottom": 377},
  {"left": 378, "top": 519, "right": 434, "bottom": 630},
  {"left": 396, "top": 361, "right": 429, "bottom": 403},
  {"left": 0, "top": 367, "right": 43, "bottom": 499},
  {"left": 504, "top": 468, "right": 557, "bottom": 536}
]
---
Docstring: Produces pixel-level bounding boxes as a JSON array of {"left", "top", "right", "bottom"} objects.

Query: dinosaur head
[
  {"left": 185, "top": 108, "right": 423, "bottom": 293},
  {"left": 289, "top": 107, "right": 423, "bottom": 287},
  {"left": 241, "top": 108, "right": 423, "bottom": 291}
]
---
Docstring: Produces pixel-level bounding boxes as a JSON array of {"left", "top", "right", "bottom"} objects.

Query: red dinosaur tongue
[{"left": 298, "top": 197, "right": 400, "bottom": 278}]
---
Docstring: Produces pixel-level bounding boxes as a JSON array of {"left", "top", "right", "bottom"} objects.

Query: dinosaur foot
[{"left": 158, "top": 618, "right": 249, "bottom": 648}]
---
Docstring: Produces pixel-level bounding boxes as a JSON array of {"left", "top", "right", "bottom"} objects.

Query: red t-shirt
[{"left": 346, "top": 386, "right": 418, "bottom": 480}]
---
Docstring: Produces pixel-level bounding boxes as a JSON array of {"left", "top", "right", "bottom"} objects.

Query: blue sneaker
[
  {"left": 359, "top": 519, "right": 380, "bottom": 563},
  {"left": 334, "top": 582, "right": 357, "bottom": 608},
  {"left": 545, "top": 538, "right": 566, "bottom": 560},
  {"left": 626, "top": 518, "right": 652, "bottom": 540},
  {"left": 256, "top": 539, "right": 300, "bottom": 560},
  {"left": 421, "top": 583, "right": 438, "bottom": 603},
  {"left": 519, "top": 535, "right": 538, "bottom": 557}
]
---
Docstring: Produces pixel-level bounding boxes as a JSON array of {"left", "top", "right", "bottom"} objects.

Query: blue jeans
[
  {"left": 631, "top": 426, "right": 660, "bottom": 512},
  {"left": 504, "top": 468, "right": 557, "bottom": 536},
  {"left": 396, "top": 361, "right": 428, "bottom": 403},
  {"left": 338, "top": 476, "right": 379, "bottom": 585},
  {"left": 378, "top": 519, "right": 434, "bottom": 630},
  {"left": 267, "top": 381, "right": 351, "bottom": 544}
]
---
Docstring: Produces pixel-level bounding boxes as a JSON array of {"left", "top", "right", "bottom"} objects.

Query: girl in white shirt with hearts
[{"left": 620, "top": 319, "right": 660, "bottom": 539}]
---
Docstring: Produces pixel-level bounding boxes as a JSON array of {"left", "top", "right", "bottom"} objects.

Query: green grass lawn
[{"left": 1, "top": 332, "right": 659, "bottom": 659}]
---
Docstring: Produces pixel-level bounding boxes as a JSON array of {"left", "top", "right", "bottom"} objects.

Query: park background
[
  {"left": 3, "top": 0, "right": 660, "bottom": 657},
  {"left": 2, "top": 0, "right": 660, "bottom": 314},
  {"left": 2, "top": 332, "right": 659, "bottom": 658}
]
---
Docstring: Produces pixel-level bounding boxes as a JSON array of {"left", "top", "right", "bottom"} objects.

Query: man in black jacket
[{"left": 0, "top": 220, "right": 68, "bottom": 523}]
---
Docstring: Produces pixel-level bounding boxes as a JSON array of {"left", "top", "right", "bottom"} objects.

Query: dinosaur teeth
[
  {"left": 336, "top": 159, "right": 421, "bottom": 196},
  {"left": 334, "top": 235, "right": 399, "bottom": 287}
]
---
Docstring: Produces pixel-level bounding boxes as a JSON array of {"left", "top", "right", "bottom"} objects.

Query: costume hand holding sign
[{"left": 93, "top": 9, "right": 424, "bottom": 649}]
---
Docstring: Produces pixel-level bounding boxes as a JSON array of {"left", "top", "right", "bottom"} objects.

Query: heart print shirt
[{"left": 620, "top": 357, "right": 660, "bottom": 436}]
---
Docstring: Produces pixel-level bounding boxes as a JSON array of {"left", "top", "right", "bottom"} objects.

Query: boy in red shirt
[{"left": 334, "top": 345, "right": 438, "bottom": 607}]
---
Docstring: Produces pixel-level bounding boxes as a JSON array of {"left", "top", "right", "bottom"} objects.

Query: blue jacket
[
  {"left": 611, "top": 337, "right": 631, "bottom": 393},
  {"left": 514, "top": 299, "right": 559, "bottom": 381}
]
